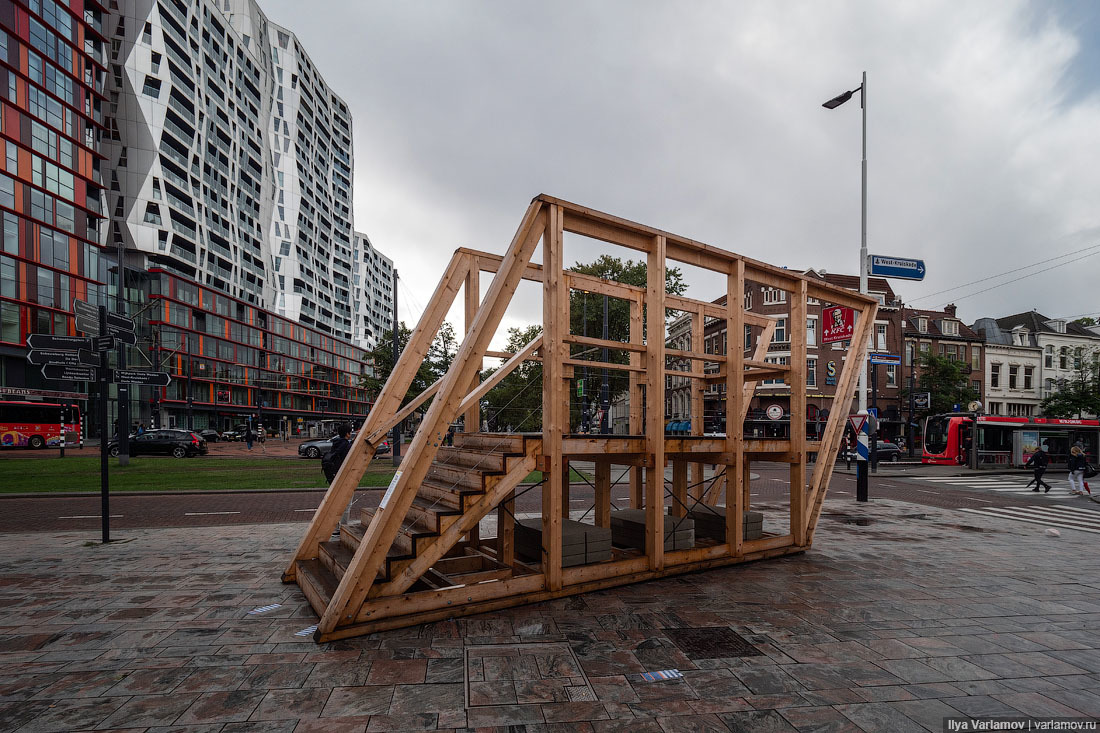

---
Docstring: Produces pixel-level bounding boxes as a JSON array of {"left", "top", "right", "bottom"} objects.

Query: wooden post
[
  {"left": 629, "top": 296, "right": 643, "bottom": 509},
  {"left": 789, "top": 280, "right": 807, "bottom": 546},
  {"left": 690, "top": 309, "right": 705, "bottom": 501},
  {"left": 726, "top": 259, "right": 745, "bottom": 554},
  {"left": 464, "top": 258, "right": 481, "bottom": 434},
  {"left": 499, "top": 490, "right": 515, "bottom": 567},
  {"left": 645, "top": 235, "right": 666, "bottom": 571},
  {"left": 671, "top": 460, "right": 687, "bottom": 518},
  {"left": 541, "top": 204, "right": 566, "bottom": 592},
  {"left": 561, "top": 459, "right": 571, "bottom": 519},
  {"left": 594, "top": 460, "right": 611, "bottom": 527}
]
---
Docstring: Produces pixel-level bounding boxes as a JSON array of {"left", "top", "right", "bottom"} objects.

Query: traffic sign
[
  {"left": 42, "top": 364, "right": 99, "bottom": 382},
  {"left": 107, "top": 312, "right": 135, "bottom": 332},
  {"left": 113, "top": 369, "right": 171, "bottom": 386},
  {"left": 92, "top": 335, "right": 115, "bottom": 352},
  {"left": 869, "top": 255, "right": 926, "bottom": 281},
  {"left": 26, "top": 349, "right": 99, "bottom": 366},
  {"left": 26, "top": 334, "right": 90, "bottom": 351},
  {"left": 868, "top": 352, "right": 901, "bottom": 365},
  {"left": 847, "top": 415, "right": 867, "bottom": 435}
]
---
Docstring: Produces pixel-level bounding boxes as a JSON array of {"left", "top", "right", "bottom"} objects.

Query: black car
[
  {"left": 298, "top": 437, "right": 333, "bottom": 459},
  {"left": 108, "top": 429, "right": 208, "bottom": 458},
  {"left": 198, "top": 429, "right": 221, "bottom": 443},
  {"left": 840, "top": 441, "right": 902, "bottom": 462}
]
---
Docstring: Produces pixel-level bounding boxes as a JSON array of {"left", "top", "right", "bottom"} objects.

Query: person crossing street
[{"left": 1025, "top": 444, "right": 1052, "bottom": 493}]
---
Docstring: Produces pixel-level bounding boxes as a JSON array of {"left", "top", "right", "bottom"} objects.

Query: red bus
[
  {"left": 922, "top": 413, "right": 1099, "bottom": 468},
  {"left": 0, "top": 401, "right": 81, "bottom": 449}
]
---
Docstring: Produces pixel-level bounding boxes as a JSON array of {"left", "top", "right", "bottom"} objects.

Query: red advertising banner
[{"left": 821, "top": 306, "right": 855, "bottom": 344}]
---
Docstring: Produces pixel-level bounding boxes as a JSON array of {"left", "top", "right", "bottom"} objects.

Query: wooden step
[
  {"left": 426, "top": 462, "right": 491, "bottom": 491},
  {"left": 360, "top": 506, "right": 436, "bottom": 557},
  {"left": 296, "top": 558, "right": 337, "bottom": 619},
  {"left": 336, "top": 521, "right": 404, "bottom": 582},
  {"left": 435, "top": 446, "right": 508, "bottom": 472},
  {"left": 318, "top": 539, "right": 354, "bottom": 580},
  {"left": 418, "top": 477, "right": 484, "bottom": 512},
  {"left": 454, "top": 432, "right": 526, "bottom": 453}
]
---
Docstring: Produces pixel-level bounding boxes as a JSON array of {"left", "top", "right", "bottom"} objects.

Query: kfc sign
[{"left": 821, "top": 306, "right": 854, "bottom": 344}]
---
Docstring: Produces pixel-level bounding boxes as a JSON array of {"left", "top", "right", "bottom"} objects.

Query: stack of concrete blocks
[
  {"left": 687, "top": 506, "right": 764, "bottom": 541},
  {"left": 514, "top": 518, "right": 612, "bottom": 567},
  {"left": 609, "top": 509, "right": 695, "bottom": 551}
]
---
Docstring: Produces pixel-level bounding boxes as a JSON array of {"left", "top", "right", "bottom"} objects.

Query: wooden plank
[
  {"left": 283, "top": 251, "right": 470, "bottom": 583},
  {"left": 457, "top": 337, "right": 542, "bottom": 416},
  {"left": 789, "top": 279, "right": 807, "bottom": 546},
  {"left": 645, "top": 234, "right": 666, "bottom": 571},
  {"left": 690, "top": 310, "right": 705, "bottom": 500},
  {"left": 564, "top": 358, "right": 644, "bottom": 373},
  {"left": 671, "top": 460, "right": 687, "bottom": 518},
  {"left": 499, "top": 489, "right": 515, "bottom": 568},
  {"left": 666, "top": 347, "right": 725, "bottom": 362},
  {"left": 542, "top": 203, "right": 566, "bottom": 592},
  {"left": 367, "top": 378, "right": 440, "bottom": 445},
  {"left": 629, "top": 296, "right": 643, "bottom": 508},
  {"left": 318, "top": 201, "right": 546, "bottom": 635},
  {"left": 727, "top": 258, "right": 745, "bottom": 555},
  {"left": 666, "top": 294, "right": 772, "bottom": 327},
  {"left": 594, "top": 461, "right": 611, "bottom": 527},
  {"left": 564, "top": 270, "right": 645, "bottom": 300},
  {"left": 458, "top": 247, "right": 545, "bottom": 283},
  {"left": 565, "top": 333, "right": 645, "bottom": 352}
]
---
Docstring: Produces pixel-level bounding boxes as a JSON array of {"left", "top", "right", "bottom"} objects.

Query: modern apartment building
[
  {"left": 0, "top": 0, "right": 109, "bottom": 393},
  {"left": 353, "top": 230, "right": 393, "bottom": 348}
]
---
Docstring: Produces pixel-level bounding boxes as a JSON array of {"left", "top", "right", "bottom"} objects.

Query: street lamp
[{"left": 823, "top": 71, "right": 870, "bottom": 502}]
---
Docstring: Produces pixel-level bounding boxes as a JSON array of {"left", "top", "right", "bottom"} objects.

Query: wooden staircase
[{"left": 295, "top": 433, "right": 538, "bottom": 621}]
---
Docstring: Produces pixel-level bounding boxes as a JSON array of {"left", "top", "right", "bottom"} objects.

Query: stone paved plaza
[{"left": 1, "top": 499, "right": 1099, "bottom": 732}]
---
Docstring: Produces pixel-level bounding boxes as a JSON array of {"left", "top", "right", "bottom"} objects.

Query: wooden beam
[
  {"left": 542, "top": 203, "right": 566, "bottom": 592},
  {"left": 458, "top": 248, "right": 545, "bottom": 283},
  {"left": 457, "top": 336, "right": 542, "bottom": 416},
  {"left": 671, "top": 460, "right": 687, "bottom": 518},
  {"left": 727, "top": 258, "right": 745, "bottom": 555},
  {"left": 594, "top": 461, "right": 611, "bottom": 528},
  {"left": 367, "top": 379, "right": 440, "bottom": 446},
  {"left": 645, "top": 235, "right": 666, "bottom": 571},
  {"left": 564, "top": 271, "right": 645, "bottom": 300},
  {"left": 565, "top": 333, "right": 645, "bottom": 352},
  {"left": 789, "top": 279, "right": 807, "bottom": 546},
  {"left": 629, "top": 295, "right": 643, "bottom": 508},
  {"left": 464, "top": 259, "right": 481, "bottom": 434},
  {"left": 690, "top": 310, "right": 705, "bottom": 500}
]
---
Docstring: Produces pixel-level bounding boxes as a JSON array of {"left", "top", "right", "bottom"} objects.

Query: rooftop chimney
[{"left": 944, "top": 303, "right": 957, "bottom": 317}]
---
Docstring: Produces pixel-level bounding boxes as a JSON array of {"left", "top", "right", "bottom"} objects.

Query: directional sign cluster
[
  {"left": 29, "top": 299, "right": 171, "bottom": 387},
  {"left": 869, "top": 255, "right": 926, "bottom": 281}
]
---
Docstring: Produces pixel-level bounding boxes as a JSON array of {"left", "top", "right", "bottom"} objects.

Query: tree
[
  {"left": 1041, "top": 348, "right": 1100, "bottom": 418},
  {"left": 481, "top": 325, "right": 544, "bottom": 432},
  {"left": 1073, "top": 317, "right": 1097, "bottom": 327},
  {"left": 360, "top": 321, "right": 455, "bottom": 404},
  {"left": 910, "top": 350, "right": 979, "bottom": 419},
  {"left": 568, "top": 255, "right": 688, "bottom": 345}
]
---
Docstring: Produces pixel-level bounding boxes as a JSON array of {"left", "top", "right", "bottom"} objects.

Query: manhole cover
[
  {"left": 464, "top": 642, "right": 596, "bottom": 708},
  {"left": 663, "top": 626, "right": 763, "bottom": 659}
]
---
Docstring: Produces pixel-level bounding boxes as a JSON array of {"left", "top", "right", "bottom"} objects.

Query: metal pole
[
  {"left": 907, "top": 374, "right": 915, "bottom": 459},
  {"left": 116, "top": 243, "right": 130, "bottom": 465},
  {"left": 186, "top": 335, "right": 193, "bottom": 430},
  {"left": 582, "top": 293, "right": 588, "bottom": 432},
  {"left": 392, "top": 268, "right": 401, "bottom": 466},
  {"left": 856, "top": 70, "right": 869, "bottom": 502},
  {"left": 870, "top": 361, "right": 878, "bottom": 474},
  {"left": 59, "top": 403, "right": 65, "bottom": 458},
  {"left": 98, "top": 305, "right": 110, "bottom": 543}
]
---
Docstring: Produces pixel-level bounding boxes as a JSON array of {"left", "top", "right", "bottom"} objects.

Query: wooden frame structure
[{"left": 283, "top": 194, "right": 878, "bottom": 642}]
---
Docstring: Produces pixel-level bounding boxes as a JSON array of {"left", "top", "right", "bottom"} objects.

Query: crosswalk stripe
[
  {"left": 986, "top": 506, "right": 1100, "bottom": 525},
  {"left": 958, "top": 508, "right": 1100, "bottom": 534},
  {"left": 1029, "top": 504, "right": 1100, "bottom": 518}
]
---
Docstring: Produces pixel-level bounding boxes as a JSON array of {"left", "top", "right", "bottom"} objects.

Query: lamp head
[{"left": 822, "top": 90, "right": 855, "bottom": 109}]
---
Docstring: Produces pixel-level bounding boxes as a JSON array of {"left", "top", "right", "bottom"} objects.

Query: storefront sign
[
  {"left": 825, "top": 360, "right": 837, "bottom": 386},
  {"left": 821, "top": 306, "right": 854, "bottom": 344},
  {"left": 766, "top": 404, "right": 784, "bottom": 421}
]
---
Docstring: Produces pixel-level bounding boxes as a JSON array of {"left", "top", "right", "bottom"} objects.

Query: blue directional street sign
[
  {"left": 868, "top": 352, "right": 901, "bottom": 365},
  {"left": 869, "top": 255, "right": 926, "bottom": 281}
]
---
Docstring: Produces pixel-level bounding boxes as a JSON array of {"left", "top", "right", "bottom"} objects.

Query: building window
[
  {"left": 941, "top": 319, "right": 959, "bottom": 336},
  {"left": 743, "top": 290, "right": 752, "bottom": 310},
  {"left": 806, "top": 358, "right": 817, "bottom": 387},
  {"left": 763, "top": 287, "right": 786, "bottom": 305},
  {"left": 885, "top": 364, "right": 896, "bottom": 387},
  {"left": 744, "top": 325, "right": 751, "bottom": 351},
  {"left": 806, "top": 318, "right": 816, "bottom": 346},
  {"left": 1044, "top": 345, "right": 1053, "bottom": 368},
  {"left": 143, "top": 203, "right": 162, "bottom": 225},
  {"left": 1059, "top": 347, "right": 1068, "bottom": 370},
  {"left": 918, "top": 317, "right": 928, "bottom": 333},
  {"left": 990, "top": 363, "right": 1000, "bottom": 388},
  {"left": 988, "top": 401, "right": 1001, "bottom": 415},
  {"left": 1023, "top": 366, "right": 1033, "bottom": 390},
  {"left": 971, "top": 345, "right": 980, "bottom": 371},
  {"left": 1008, "top": 365, "right": 1018, "bottom": 390},
  {"left": 876, "top": 324, "right": 887, "bottom": 351},
  {"left": 905, "top": 342, "right": 914, "bottom": 366},
  {"left": 141, "top": 76, "right": 162, "bottom": 97},
  {"left": 772, "top": 318, "right": 787, "bottom": 343}
]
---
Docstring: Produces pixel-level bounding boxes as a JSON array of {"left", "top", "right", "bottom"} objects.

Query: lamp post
[{"left": 824, "top": 71, "right": 869, "bottom": 502}]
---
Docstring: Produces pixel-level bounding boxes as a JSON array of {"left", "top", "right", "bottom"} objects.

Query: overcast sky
[{"left": 260, "top": 0, "right": 1100, "bottom": 342}]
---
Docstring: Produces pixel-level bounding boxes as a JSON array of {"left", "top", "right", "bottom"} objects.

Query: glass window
[
  {"left": 0, "top": 299, "right": 19, "bottom": 342},
  {"left": 971, "top": 345, "right": 980, "bottom": 371},
  {"left": 806, "top": 318, "right": 817, "bottom": 346},
  {"left": 1044, "top": 345, "right": 1053, "bottom": 368},
  {"left": 886, "top": 364, "right": 896, "bottom": 386},
  {"left": 0, "top": 256, "right": 15, "bottom": 297},
  {"left": 876, "top": 323, "right": 887, "bottom": 350},
  {"left": 772, "top": 318, "right": 787, "bottom": 343},
  {"left": 1008, "top": 365, "right": 1018, "bottom": 390},
  {"left": 990, "top": 363, "right": 1000, "bottom": 388},
  {"left": 37, "top": 267, "right": 54, "bottom": 307},
  {"left": 806, "top": 358, "right": 816, "bottom": 387},
  {"left": 1024, "top": 367, "right": 1033, "bottom": 390},
  {"left": 2, "top": 211, "right": 18, "bottom": 255}
]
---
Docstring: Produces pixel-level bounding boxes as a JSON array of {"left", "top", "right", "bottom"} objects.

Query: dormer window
[
  {"left": 917, "top": 317, "right": 928, "bottom": 333},
  {"left": 942, "top": 319, "right": 959, "bottom": 336}
]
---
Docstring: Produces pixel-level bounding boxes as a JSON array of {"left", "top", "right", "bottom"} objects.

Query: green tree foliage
[
  {"left": 481, "top": 325, "right": 544, "bottom": 432},
  {"left": 911, "top": 350, "right": 979, "bottom": 418},
  {"left": 361, "top": 321, "right": 457, "bottom": 404},
  {"left": 1072, "top": 316, "right": 1097, "bottom": 327},
  {"left": 1040, "top": 348, "right": 1100, "bottom": 418}
]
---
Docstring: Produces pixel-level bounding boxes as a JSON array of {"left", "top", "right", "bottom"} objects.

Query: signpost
[
  {"left": 869, "top": 255, "right": 926, "bottom": 281},
  {"left": 868, "top": 352, "right": 900, "bottom": 365},
  {"left": 26, "top": 334, "right": 90, "bottom": 351},
  {"left": 113, "top": 369, "right": 171, "bottom": 386},
  {"left": 42, "top": 364, "right": 98, "bottom": 382},
  {"left": 26, "top": 349, "right": 98, "bottom": 366},
  {"left": 821, "top": 306, "right": 855, "bottom": 344}
]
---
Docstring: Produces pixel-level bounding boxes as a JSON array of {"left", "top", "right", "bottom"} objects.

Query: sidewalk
[{"left": 1, "top": 500, "right": 1098, "bottom": 731}]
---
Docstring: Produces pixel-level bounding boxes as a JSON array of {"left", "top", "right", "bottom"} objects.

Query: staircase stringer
[
  {"left": 375, "top": 444, "right": 540, "bottom": 598},
  {"left": 317, "top": 200, "right": 547, "bottom": 635},
  {"left": 282, "top": 251, "right": 472, "bottom": 583},
  {"left": 804, "top": 302, "right": 878, "bottom": 542}
]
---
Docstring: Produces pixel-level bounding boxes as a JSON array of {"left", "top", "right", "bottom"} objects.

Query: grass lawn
[{"left": 0, "top": 456, "right": 398, "bottom": 493}]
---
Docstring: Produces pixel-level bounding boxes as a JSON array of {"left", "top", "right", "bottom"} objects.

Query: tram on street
[{"left": 922, "top": 413, "right": 1099, "bottom": 468}]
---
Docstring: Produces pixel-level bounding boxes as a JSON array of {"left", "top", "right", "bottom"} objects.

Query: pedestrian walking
[
  {"left": 1067, "top": 445, "right": 1090, "bottom": 495},
  {"left": 244, "top": 426, "right": 255, "bottom": 451},
  {"left": 258, "top": 426, "right": 266, "bottom": 454},
  {"left": 1025, "top": 444, "right": 1051, "bottom": 492},
  {"left": 322, "top": 423, "right": 353, "bottom": 483}
]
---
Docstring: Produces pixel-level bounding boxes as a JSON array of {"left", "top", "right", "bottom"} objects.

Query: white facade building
[
  {"left": 353, "top": 231, "right": 393, "bottom": 348},
  {"left": 102, "top": 0, "right": 380, "bottom": 347}
]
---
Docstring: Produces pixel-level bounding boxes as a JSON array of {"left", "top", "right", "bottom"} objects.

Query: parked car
[
  {"left": 198, "top": 429, "right": 221, "bottom": 443},
  {"left": 108, "top": 429, "right": 208, "bottom": 458},
  {"left": 221, "top": 430, "right": 241, "bottom": 442},
  {"left": 840, "top": 441, "right": 902, "bottom": 462},
  {"left": 298, "top": 437, "right": 333, "bottom": 459}
]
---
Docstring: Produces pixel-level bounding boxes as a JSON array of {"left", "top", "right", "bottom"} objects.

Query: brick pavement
[{"left": 1, "top": 500, "right": 1099, "bottom": 731}]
